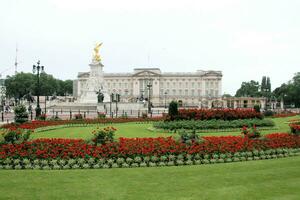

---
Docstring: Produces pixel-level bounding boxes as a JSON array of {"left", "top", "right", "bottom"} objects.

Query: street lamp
[
  {"left": 164, "top": 91, "right": 168, "bottom": 108},
  {"left": 0, "top": 86, "right": 5, "bottom": 113},
  {"left": 146, "top": 78, "right": 153, "bottom": 114},
  {"left": 32, "top": 60, "right": 44, "bottom": 118}
]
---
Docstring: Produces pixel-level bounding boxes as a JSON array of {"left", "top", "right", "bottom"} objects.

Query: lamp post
[
  {"left": 33, "top": 60, "right": 44, "bottom": 118},
  {"left": 164, "top": 91, "right": 168, "bottom": 108},
  {"left": 146, "top": 79, "right": 153, "bottom": 114}
]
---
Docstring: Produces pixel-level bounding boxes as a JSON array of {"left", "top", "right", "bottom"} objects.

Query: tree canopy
[
  {"left": 4, "top": 72, "right": 73, "bottom": 100},
  {"left": 273, "top": 72, "right": 300, "bottom": 107},
  {"left": 235, "top": 80, "right": 261, "bottom": 97}
]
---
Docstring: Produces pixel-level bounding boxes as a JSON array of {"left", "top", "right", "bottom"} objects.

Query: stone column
[
  {"left": 234, "top": 100, "right": 237, "bottom": 109},
  {"left": 280, "top": 100, "right": 284, "bottom": 110}
]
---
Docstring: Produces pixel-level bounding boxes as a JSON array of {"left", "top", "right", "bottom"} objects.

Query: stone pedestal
[{"left": 79, "top": 61, "right": 110, "bottom": 103}]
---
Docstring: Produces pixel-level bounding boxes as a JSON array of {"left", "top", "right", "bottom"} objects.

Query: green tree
[
  {"left": 57, "top": 79, "right": 73, "bottom": 96},
  {"left": 273, "top": 72, "right": 300, "bottom": 107},
  {"left": 4, "top": 72, "right": 73, "bottom": 100},
  {"left": 261, "top": 76, "right": 271, "bottom": 98},
  {"left": 5, "top": 72, "right": 35, "bottom": 101},
  {"left": 168, "top": 101, "right": 178, "bottom": 120},
  {"left": 235, "top": 80, "right": 261, "bottom": 97},
  {"left": 39, "top": 73, "right": 58, "bottom": 96}
]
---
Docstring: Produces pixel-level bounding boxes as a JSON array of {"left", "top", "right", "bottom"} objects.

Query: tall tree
[
  {"left": 4, "top": 72, "right": 73, "bottom": 100},
  {"left": 261, "top": 76, "right": 267, "bottom": 92},
  {"left": 5, "top": 72, "right": 35, "bottom": 100},
  {"left": 235, "top": 80, "right": 261, "bottom": 97},
  {"left": 273, "top": 72, "right": 300, "bottom": 107}
]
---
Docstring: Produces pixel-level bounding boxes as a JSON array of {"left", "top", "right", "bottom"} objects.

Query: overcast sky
[{"left": 1, "top": 0, "right": 299, "bottom": 95}]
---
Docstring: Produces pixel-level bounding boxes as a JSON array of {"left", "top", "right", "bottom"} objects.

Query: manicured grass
[
  {"left": 31, "top": 123, "right": 169, "bottom": 140},
  {"left": 31, "top": 116, "right": 300, "bottom": 139},
  {"left": 195, "top": 116, "right": 300, "bottom": 136},
  {"left": 1, "top": 156, "right": 300, "bottom": 200}
]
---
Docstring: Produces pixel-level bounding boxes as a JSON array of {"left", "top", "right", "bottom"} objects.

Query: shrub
[
  {"left": 74, "top": 114, "right": 83, "bottom": 120},
  {"left": 177, "top": 108, "right": 262, "bottom": 121},
  {"left": 263, "top": 110, "right": 274, "bottom": 117},
  {"left": 154, "top": 118, "right": 274, "bottom": 131},
  {"left": 253, "top": 105, "right": 260, "bottom": 113},
  {"left": 38, "top": 114, "right": 47, "bottom": 121},
  {"left": 14, "top": 104, "right": 28, "bottom": 124},
  {"left": 168, "top": 101, "right": 178, "bottom": 120},
  {"left": 178, "top": 129, "right": 199, "bottom": 143},
  {"left": 290, "top": 123, "right": 300, "bottom": 135},
  {"left": 1, "top": 129, "right": 32, "bottom": 144},
  {"left": 241, "top": 125, "right": 261, "bottom": 138},
  {"left": 140, "top": 162, "right": 147, "bottom": 167},
  {"left": 91, "top": 126, "right": 117, "bottom": 145},
  {"left": 97, "top": 112, "right": 106, "bottom": 119}
]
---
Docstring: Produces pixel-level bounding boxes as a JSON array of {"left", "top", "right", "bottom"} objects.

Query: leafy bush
[
  {"left": 253, "top": 105, "right": 260, "bottom": 113},
  {"left": 168, "top": 101, "right": 179, "bottom": 120},
  {"left": 91, "top": 126, "right": 117, "bottom": 145},
  {"left": 241, "top": 125, "right": 261, "bottom": 138},
  {"left": 263, "top": 110, "right": 274, "bottom": 117},
  {"left": 177, "top": 108, "right": 262, "bottom": 121},
  {"left": 14, "top": 104, "right": 28, "bottom": 124},
  {"left": 1, "top": 129, "right": 32, "bottom": 144},
  {"left": 74, "top": 114, "right": 83, "bottom": 120},
  {"left": 97, "top": 112, "right": 106, "bottom": 119},
  {"left": 178, "top": 129, "right": 199, "bottom": 143},
  {"left": 38, "top": 114, "right": 47, "bottom": 121},
  {"left": 290, "top": 123, "right": 300, "bottom": 135},
  {"left": 154, "top": 118, "right": 274, "bottom": 131}
]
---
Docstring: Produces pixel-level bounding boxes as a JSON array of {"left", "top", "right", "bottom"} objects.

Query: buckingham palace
[{"left": 73, "top": 67, "right": 223, "bottom": 107}]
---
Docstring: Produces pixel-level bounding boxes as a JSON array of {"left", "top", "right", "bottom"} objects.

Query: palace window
[{"left": 198, "top": 89, "right": 201, "bottom": 96}]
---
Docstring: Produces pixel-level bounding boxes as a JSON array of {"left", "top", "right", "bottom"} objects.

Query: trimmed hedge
[
  {"left": 1, "top": 148, "right": 299, "bottom": 170},
  {"left": 176, "top": 108, "right": 262, "bottom": 121},
  {"left": 153, "top": 118, "right": 275, "bottom": 131}
]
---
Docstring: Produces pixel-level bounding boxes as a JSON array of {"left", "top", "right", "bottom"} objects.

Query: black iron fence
[{"left": 0, "top": 108, "right": 168, "bottom": 124}]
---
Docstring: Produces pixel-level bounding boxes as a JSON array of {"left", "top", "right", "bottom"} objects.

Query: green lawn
[
  {"left": 31, "top": 116, "right": 300, "bottom": 140},
  {"left": 31, "top": 123, "right": 169, "bottom": 140},
  {"left": 1, "top": 156, "right": 300, "bottom": 200}
]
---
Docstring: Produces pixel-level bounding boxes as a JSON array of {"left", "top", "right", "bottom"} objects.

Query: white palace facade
[{"left": 73, "top": 68, "right": 223, "bottom": 107}]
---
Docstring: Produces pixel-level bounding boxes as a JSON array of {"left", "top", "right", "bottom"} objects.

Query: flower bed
[
  {"left": 290, "top": 123, "right": 300, "bottom": 135},
  {"left": 176, "top": 108, "right": 262, "bottom": 121},
  {"left": 271, "top": 113, "right": 298, "bottom": 118},
  {"left": 0, "top": 134, "right": 299, "bottom": 169},
  {"left": 154, "top": 118, "right": 274, "bottom": 131},
  {"left": 1, "top": 117, "right": 164, "bottom": 131}
]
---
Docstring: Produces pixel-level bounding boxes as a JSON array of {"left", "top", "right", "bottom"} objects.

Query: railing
[{"left": 0, "top": 108, "right": 168, "bottom": 124}]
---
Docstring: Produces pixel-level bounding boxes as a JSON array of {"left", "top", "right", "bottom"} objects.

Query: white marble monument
[{"left": 79, "top": 43, "right": 110, "bottom": 103}]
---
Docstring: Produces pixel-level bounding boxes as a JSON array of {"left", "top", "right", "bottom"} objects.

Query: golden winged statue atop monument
[{"left": 93, "top": 42, "right": 102, "bottom": 62}]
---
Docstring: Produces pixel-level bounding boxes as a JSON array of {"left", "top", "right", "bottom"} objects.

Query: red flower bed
[
  {"left": 1, "top": 133, "right": 299, "bottom": 159},
  {"left": 272, "top": 113, "right": 298, "bottom": 118},
  {"left": 1, "top": 117, "right": 164, "bottom": 131},
  {"left": 177, "top": 108, "right": 262, "bottom": 120},
  {"left": 290, "top": 123, "right": 300, "bottom": 135}
]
